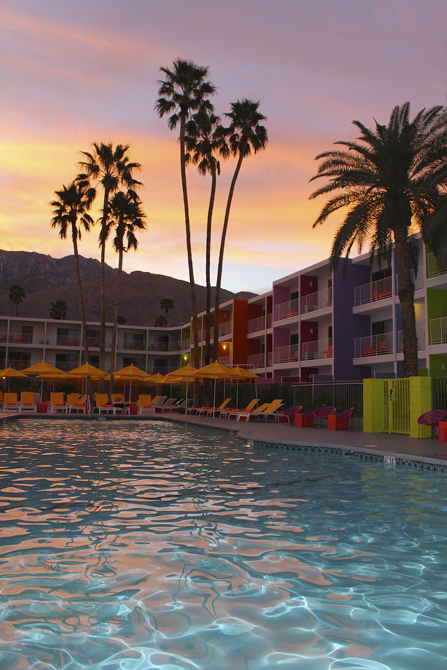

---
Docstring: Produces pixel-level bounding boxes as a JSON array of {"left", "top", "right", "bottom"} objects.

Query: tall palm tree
[
  {"left": 213, "top": 99, "right": 268, "bottom": 355},
  {"left": 50, "top": 180, "right": 95, "bottom": 367},
  {"left": 9, "top": 284, "right": 26, "bottom": 317},
  {"left": 107, "top": 190, "right": 146, "bottom": 380},
  {"left": 309, "top": 102, "right": 447, "bottom": 377},
  {"left": 185, "top": 107, "right": 228, "bottom": 366},
  {"left": 49, "top": 299, "right": 68, "bottom": 320},
  {"left": 159, "top": 298, "right": 174, "bottom": 325},
  {"left": 78, "top": 143, "right": 142, "bottom": 372},
  {"left": 155, "top": 59, "right": 215, "bottom": 395}
]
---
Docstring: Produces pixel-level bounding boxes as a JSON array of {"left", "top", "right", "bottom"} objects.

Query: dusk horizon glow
[{"left": 1, "top": 0, "right": 446, "bottom": 295}]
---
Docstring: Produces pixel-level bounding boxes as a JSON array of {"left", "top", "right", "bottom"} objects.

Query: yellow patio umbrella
[
  {"left": 23, "top": 361, "right": 66, "bottom": 397},
  {"left": 0, "top": 367, "right": 27, "bottom": 392},
  {"left": 114, "top": 364, "right": 148, "bottom": 403},
  {"left": 146, "top": 372, "right": 169, "bottom": 395},
  {"left": 192, "top": 362, "right": 238, "bottom": 416},
  {"left": 68, "top": 363, "right": 108, "bottom": 399},
  {"left": 167, "top": 364, "right": 197, "bottom": 410},
  {"left": 36, "top": 371, "right": 68, "bottom": 394}
]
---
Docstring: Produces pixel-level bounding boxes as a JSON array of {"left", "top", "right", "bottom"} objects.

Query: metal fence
[
  {"left": 292, "top": 380, "right": 363, "bottom": 430},
  {"left": 432, "top": 377, "right": 447, "bottom": 411}
]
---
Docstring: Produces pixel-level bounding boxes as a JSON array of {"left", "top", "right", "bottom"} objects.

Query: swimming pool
[{"left": 0, "top": 419, "right": 446, "bottom": 669}]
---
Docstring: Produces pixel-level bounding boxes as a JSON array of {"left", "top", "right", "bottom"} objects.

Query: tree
[
  {"left": 213, "top": 99, "right": 268, "bottom": 357},
  {"left": 49, "top": 299, "right": 68, "bottom": 320},
  {"left": 185, "top": 107, "right": 228, "bottom": 366},
  {"left": 9, "top": 284, "right": 25, "bottom": 317},
  {"left": 156, "top": 59, "right": 215, "bottom": 400},
  {"left": 78, "top": 142, "right": 142, "bottom": 373},
  {"left": 159, "top": 297, "right": 174, "bottom": 325},
  {"left": 50, "top": 180, "right": 95, "bottom": 368},
  {"left": 309, "top": 102, "right": 447, "bottom": 377},
  {"left": 117, "top": 315, "right": 127, "bottom": 325},
  {"left": 155, "top": 315, "right": 168, "bottom": 327},
  {"left": 107, "top": 190, "right": 146, "bottom": 381}
]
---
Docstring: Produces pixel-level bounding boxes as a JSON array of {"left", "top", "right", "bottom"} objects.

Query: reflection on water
[{"left": 0, "top": 420, "right": 446, "bottom": 669}]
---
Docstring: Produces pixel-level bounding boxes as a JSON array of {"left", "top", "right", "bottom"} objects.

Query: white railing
[
  {"left": 274, "top": 299, "right": 299, "bottom": 322},
  {"left": 396, "top": 267, "right": 424, "bottom": 292},
  {"left": 301, "top": 338, "right": 332, "bottom": 361},
  {"left": 267, "top": 313, "right": 273, "bottom": 329},
  {"left": 274, "top": 345, "right": 299, "bottom": 364},
  {"left": 301, "top": 287, "right": 332, "bottom": 314},
  {"left": 354, "top": 332, "right": 394, "bottom": 358},
  {"left": 398, "top": 327, "right": 425, "bottom": 351},
  {"left": 354, "top": 276, "right": 392, "bottom": 306},
  {"left": 217, "top": 355, "right": 231, "bottom": 365},
  {"left": 429, "top": 317, "right": 447, "bottom": 345},
  {"left": 248, "top": 316, "right": 265, "bottom": 334},
  {"left": 267, "top": 352, "right": 273, "bottom": 367},
  {"left": 219, "top": 321, "right": 232, "bottom": 337},
  {"left": 248, "top": 353, "right": 265, "bottom": 368},
  {"left": 182, "top": 338, "right": 190, "bottom": 350},
  {"left": 427, "top": 252, "right": 447, "bottom": 279}
]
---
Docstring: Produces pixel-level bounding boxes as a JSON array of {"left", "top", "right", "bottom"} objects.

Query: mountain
[{"left": 0, "top": 250, "right": 257, "bottom": 326}]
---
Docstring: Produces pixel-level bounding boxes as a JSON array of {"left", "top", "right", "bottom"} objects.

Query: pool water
[{"left": 0, "top": 420, "right": 447, "bottom": 670}]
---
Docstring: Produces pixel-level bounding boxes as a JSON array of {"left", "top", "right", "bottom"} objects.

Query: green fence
[{"left": 292, "top": 380, "right": 363, "bottom": 430}]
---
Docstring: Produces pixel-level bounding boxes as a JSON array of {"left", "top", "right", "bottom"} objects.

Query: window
[
  {"left": 372, "top": 319, "right": 392, "bottom": 336},
  {"left": 371, "top": 268, "right": 391, "bottom": 282}
]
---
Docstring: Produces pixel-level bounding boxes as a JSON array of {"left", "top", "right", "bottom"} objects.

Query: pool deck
[{"left": 2, "top": 409, "right": 447, "bottom": 470}]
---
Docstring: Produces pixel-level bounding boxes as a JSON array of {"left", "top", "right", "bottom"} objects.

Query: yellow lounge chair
[
  {"left": 223, "top": 398, "right": 259, "bottom": 419},
  {"left": 67, "top": 393, "right": 87, "bottom": 413},
  {"left": 4, "top": 393, "right": 19, "bottom": 411},
  {"left": 236, "top": 399, "right": 283, "bottom": 422},
  {"left": 50, "top": 392, "right": 67, "bottom": 413},
  {"left": 137, "top": 394, "right": 153, "bottom": 414},
  {"left": 19, "top": 391, "right": 36, "bottom": 413},
  {"left": 95, "top": 393, "right": 115, "bottom": 414},
  {"left": 202, "top": 398, "right": 232, "bottom": 418}
]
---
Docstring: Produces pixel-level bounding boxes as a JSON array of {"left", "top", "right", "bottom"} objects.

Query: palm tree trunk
[
  {"left": 72, "top": 227, "right": 91, "bottom": 398},
  {"left": 393, "top": 225, "right": 419, "bottom": 377},
  {"left": 180, "top": 113, "right": 200, "bottom": 404},
  {"left": 110, "top": 244, "right": 124, "bottom": 393},
  {"left": 99, "top": 187, "right": 110, "bottom": 374},
  {"left": 213, "top": 150, "right": 245, "bottom": 358},
  {"left": 15, "top": 303, "right": 18, "bottom": 318},
  {"left": 205, "top": 161, "right": 217, "bottom": 366}
]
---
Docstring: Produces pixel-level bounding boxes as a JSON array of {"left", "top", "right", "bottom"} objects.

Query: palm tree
[
  {"left": 185, "top": 107, "right": 228, "bottom": 366},
  {"left": 155, "top": 315, "right": 168, "bottom": 327},
  {"left": 155, "top": 59, "right": 215, "bottom": 396},
  {"left": 159, "top": 298, "right": 174, "bottom": 325},
  {"left": 49, "top": 299, "right": 68, "bottom": 320},
  {"left": 9, "top": 284, "right": 26, "bottom": 317},
  {"left": 78, "top": 142, "right": 142, "bottom": 372},
  {"left": 50, "top": 180, "right": 95, "bottom": 368},
  {"left": 309, "top": 102, "right": 447, "bottom": 377},
  {"left": 107, "top": 190, "right": 146, "bottom": 380},
  {"left": 213, "top": 99, "right": 268, "bottom": 356}
]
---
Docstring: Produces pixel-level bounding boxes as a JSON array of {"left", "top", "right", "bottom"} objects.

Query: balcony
[
  {"left": 182, "top": 338, "right": 190, "bottom": 350},
  {"left": 274, "top": 345, "right": 299, "bottom": 364},
  {"left": 274, "top": 299, "right": 299, "bottom": 322},
  {"left": 429, "top": 317, "right": 447, "bottom": 346},
  {"left": 267, "top": 352, "right": 273, "bottom": 367},
  {"left": 398, "top": 327, "right": 425, "bottom": 351},
  {"left": 248, "top": 316, "right": 265, "bottom": 334},
  {"left": 56, "top": 335, "right": 80, "bottom": 347},
  {"left": 123, "top": 340, "right": 146, "bottom": 352},
  {"left": 6, "top": 333, "right": 34, "bottom": 345},
  {"left": 247, "top": 353, "right": 265, "bottom": 368},
  {"left": 354, "top": 332, "right": 393, "bottom": 358},
  {"left": 267, "top": 313, "right": 273, "bottom": 329},
  {"left": 396, "top": 266, "right": 424, "bottom": 292},
  {"left": 301, "top": 338, "right": 333, "bottom": 361},
  {"left": 301, "top": 287, "right": 332, "bottom": 314},
  {"left": 427, "top": 252, "right": 447, "bottom": 279},
  {"left": 217, "top": 355, "right": 231, "bottom": 366},
  {"left": 218, "top": 321, "right": 232, "bottom": 337},
  {"left": 354, "top": 276, "right": 392, "bottom": 306}
]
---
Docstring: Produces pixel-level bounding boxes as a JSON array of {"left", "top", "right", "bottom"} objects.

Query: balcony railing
[
  {"left": 274, "top": 345, "right": 299, "bottom": 364},
  {"left": 217, "top": 355, "right": 231, "bottom": 365},
  {"left": 301, "top": 338, "right": 333, "bottom": 361},
  {"left": 182, "top": 338, "right": 190, "bottom": 350},
  {"left": 267, "top": 352, "right": 273, "bottom": 367},
  {"left": 247, "top": 353, "right": 265, "bottom": 368},
  {"left": 354, "top": 276, "right": 392, "bottom": 306},
  {"left": 354, "top": 332, "right": 394, "bottom": 358},
  {"left": 427, "top": 252, "right": 447, "bottom": 279},
  {"left": 301, "top": 287, "right": 332, "bottom": 314},
  {"left": 218, "top": 321, "right": 232, "bottom": 337},
  {"left": 248, "top": 316, "right": 265, "bottom": 334},
  {"left": 123, "top": 341, "right": 146, "bottom": 351},
  {"left": 398, "top": 327, "right": 425, "bottom": 351},
  {"left": 6, "top": 333, "right": 34, "bottom": 345},
  {"left": 274, "top": 299, "right": 299, "bottom": 322},
  {"left": 429, "top": 317, "right": 447, "bottom": 346},
  {"left": 267, "top": 313, "right": 273, "bottom": 329},
  {"left": 1, "top": 360, "right": 30, "bottom": 371},
  {"left": 56, "top": 335, "right": 80, "bottom": 347}
]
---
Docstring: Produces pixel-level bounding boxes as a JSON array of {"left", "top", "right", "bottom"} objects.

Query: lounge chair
[
  {"left": 19, "top": 392, "right": 36, "bottom": 413},
  {"left": 95, "top": 393, "right": 115, "bottom": 414},
  {"left": 327, "top": 407, "right": 354, "bottom": 431},
  {"left": 235, "top": 402, "right": 270, "bottom": 421},
  {"left": 235, "top": 399, "right": 284, "bottom": 422},
  {"left": 49, "top": 393, "right": 67, "bottom": 413},
  {"left": 276, "top": 405, "right": 302, "bottom": 424},
  {"left": 201, "top": 398, "right": 232, "bottom": 418},
  {"left": 417, "top": 409, "right": 447, "bottom": 439},
  {"left": 224, "top": 398, "right": 259, "bottom": 419},
  {"left": 4, "top": 393, "right": 19, "bottom": 412},
  {"left": 313, "top": 406, "right": 337, "bottom": 428},
  {"left": 67, "top": 394, "right": 88, "bottom": 414},
  {"left": 157, "top": 398, "right": 179, "bottom": 413},
  {"left": 137, "top": 395, "right": 152, "bottom": 414}
]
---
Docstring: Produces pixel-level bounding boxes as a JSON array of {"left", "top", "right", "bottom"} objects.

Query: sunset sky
[{"left": 1, "top": 0, "right": 446, "bottom": 294}]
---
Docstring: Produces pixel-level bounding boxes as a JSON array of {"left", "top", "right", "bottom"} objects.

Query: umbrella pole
[
  {"left": 129, "top": 377, "right": 133, "bottom": 404},
  {"left": 213, "top": 375, "right": 217, "bottom": 418},
  {"left": 237, "top": 379, "right": 239, "bottom": 408},
  {"left": 185, "top": 378, "right": 189, "bottom": 413}
]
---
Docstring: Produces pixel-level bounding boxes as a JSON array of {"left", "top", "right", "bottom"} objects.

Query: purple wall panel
[
  {"left": 300, "top": 275, "right": 318, "bottom": 297},
  {"left": 333, "top": 261, "right": 372, "bottom": 380},
  {"left": 274, "top": 327, "right": 289, "bottom": 349}
]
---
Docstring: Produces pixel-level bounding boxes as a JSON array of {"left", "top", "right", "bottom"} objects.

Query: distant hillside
[{"left": 0, "top": 250, "right": 256, "bottom": 326}]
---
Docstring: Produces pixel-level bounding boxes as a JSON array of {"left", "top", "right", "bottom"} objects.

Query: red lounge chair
[
  {"left": 328, "top": 407, "right": 354, "bottom": 431},
  {"left": 417, "top": 410, "right": 447, "bottom": 439},
  {"left": 277, "top": 405, "right": 302, "bottom": 424}
]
